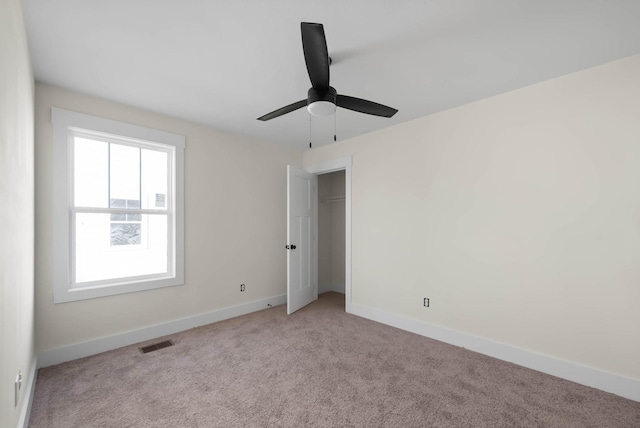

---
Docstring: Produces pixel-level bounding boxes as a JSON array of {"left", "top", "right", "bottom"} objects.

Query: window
[{"left": 52, "top": 108, "right": 185, "bottom": 303}]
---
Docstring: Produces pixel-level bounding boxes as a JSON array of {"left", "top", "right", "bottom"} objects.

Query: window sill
[{"left": 54, "top": 275, "right": 184, "bottom": 304}]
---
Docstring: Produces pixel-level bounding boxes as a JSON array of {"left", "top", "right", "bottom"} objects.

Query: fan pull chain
[
  {"left": 334, "top": 110, "right": 337, "bottom": 142},
  {"left": 309, "top": 114, "right": 312, "bottom": 149}
]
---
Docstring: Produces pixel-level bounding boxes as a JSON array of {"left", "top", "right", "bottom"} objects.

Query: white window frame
[{"left": 52, "top": 108, "right": 185, "bottom": 303}]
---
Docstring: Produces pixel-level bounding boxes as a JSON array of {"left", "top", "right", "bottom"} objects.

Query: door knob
[
  {"left": 291, "top": 244, "right": 297, "bottom": 249},
  {"left": 285, "top": 245, "right": 290, "bottom": 249}
]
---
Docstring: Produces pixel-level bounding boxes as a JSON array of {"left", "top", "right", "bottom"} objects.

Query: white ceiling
[{"left": 22, "top": 0, "right": 640, "bottom": 150}]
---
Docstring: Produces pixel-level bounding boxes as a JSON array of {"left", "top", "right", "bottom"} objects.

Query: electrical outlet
[
  {"left": 423, "top": 298, "right": 429, "bottom": 308},
  {"left": 240, "top": 283, "right": 246, "bottom": 292}
]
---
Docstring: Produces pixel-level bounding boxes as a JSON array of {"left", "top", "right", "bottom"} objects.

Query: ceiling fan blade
[
  {"left": 301, "top": 22, "right": 330, "bottom": 90},
  {"left": 336, "top": 95, "right": 398, "bottom": 118},
  {"left": 257, "top": 100, "right": 307, "bottom": 121}
]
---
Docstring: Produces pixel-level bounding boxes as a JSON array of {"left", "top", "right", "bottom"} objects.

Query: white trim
[
  {"left": 312, "top": 174, "right": 319, "bottom": 301},
  {"left": 305, "top": 157, "right": 352, "bottom": 313},
  {"left": 18, "top": 357, "right": 37, "bottom": 428},
  {"left": 51, "top": 108, "right": 185, "bottom": 303},
  {"left": 350, "top": 302, "right": 640, "bottom": 402},
  {"left": 37, "top": 294, "right": 287, "bottom": 368},
  {"left": 73, "top": 207, "right": 170, "bottom": 215},
  {"left": 52, "top": 108, "right": 185, "bottom": 148}
]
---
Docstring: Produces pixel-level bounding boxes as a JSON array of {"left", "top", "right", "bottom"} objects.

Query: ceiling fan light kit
[
  {"left": 307, "top": 101, "right": 336, "bottom": 116},
  {"left": 257, "top": 22, "right": 398, "bottom": 123},
  {"left": 307, "top": 86, "right": 337, "bottom": 116}
]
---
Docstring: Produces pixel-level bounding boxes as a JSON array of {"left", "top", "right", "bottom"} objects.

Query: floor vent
[{"left": 139, "top": 339, "right": 175, "bottom": 354}]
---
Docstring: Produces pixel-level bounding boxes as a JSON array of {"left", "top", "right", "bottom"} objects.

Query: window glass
[
  {"left": 75, "top": 213, "right": 168, "bottom": 284},
  {"left": 141, "top": 149, "right": 168, "bottom": 210},
  {"left": 109, "top": 143, "right": 140, "bottom": 207},
  {"left": 74, "top": 137, "right": 108, "bottom": 208}
]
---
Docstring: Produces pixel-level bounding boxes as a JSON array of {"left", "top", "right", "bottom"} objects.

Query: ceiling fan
[{"left": 257, "top": 22, "right": 398, "bottom": 121}]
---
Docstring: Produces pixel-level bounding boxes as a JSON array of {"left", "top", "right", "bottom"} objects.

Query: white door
[{"left": 287, "top": 165, "right": 316, "bottom": 314}]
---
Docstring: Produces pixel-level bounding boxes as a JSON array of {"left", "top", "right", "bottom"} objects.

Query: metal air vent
[{"left": 139, "top": 339, "right": 175, "bottom": 354}]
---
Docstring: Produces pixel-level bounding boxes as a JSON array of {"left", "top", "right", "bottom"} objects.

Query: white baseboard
[
  {"left": 318, "top": 283, "right": 345, "bottom": 294},
  {"left": 18, "top": 357, "right": 37, "bottom": 428},
  {"left": 349, "top": 302, "right": 640, "bottom": 403},
  {"left": 38, "top": 294, "right": 286, "bottom": 369}
]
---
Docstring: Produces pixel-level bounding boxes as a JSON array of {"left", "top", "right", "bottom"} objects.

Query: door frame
[{"left": 305, "top": 156, "right": 352, "bottom": 313}]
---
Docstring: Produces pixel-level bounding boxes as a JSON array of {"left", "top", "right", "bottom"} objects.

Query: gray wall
[{"left": 0, "top": 1, "right": 36, "bottom": 426}]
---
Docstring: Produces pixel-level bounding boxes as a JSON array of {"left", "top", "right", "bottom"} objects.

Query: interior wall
[
  {"left": 318, "top": 171, "right": 346, "bottom": 294},
  {"left": 303, "top": 54, "right": 640, "bottom": 381},
  {"left": 35, "top": 83, "right": 302, "bottom": 354},
  {"left": 0, "top": 0, "right": 36, "bottom": 426}
]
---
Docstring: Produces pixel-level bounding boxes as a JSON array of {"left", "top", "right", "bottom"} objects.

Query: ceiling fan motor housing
[{"left": 307, "top": 86, "right": 337, "bottom": 116}]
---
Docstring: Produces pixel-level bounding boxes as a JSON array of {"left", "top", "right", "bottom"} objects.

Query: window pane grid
[
  {"left": 72, "top": 135, "right": 170, "bottom": 211},
  {"left": 70, "top": 129, "right": 174, "bottom": 287}
]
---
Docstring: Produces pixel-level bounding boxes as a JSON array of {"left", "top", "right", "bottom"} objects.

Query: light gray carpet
[{"left": 29, "top": 293, "right": 640, "bottom": 427}]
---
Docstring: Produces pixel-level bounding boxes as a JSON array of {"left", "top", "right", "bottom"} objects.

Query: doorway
[
  {"left": 286, "top": 157, "right": 352, "bottom": 314},
  {"left": 306, "top": 156, "right": 352, "bottom": 313},
  {"left": 317, "top": 170, "right": 346, "bottom": 307}
]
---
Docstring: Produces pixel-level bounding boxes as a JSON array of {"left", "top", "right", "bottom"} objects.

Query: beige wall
[
  {"left": 304, "top": 54, "right": 640, "bottom": 380},
  {"left": 318, "top": 171, "right": 346, "bottom": 293},
  {"left": 35, "top": 83, "right": 301, "bottom": 353},
  {"left": 0, "top": 0, "right": 35, "bottom": 426}
]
